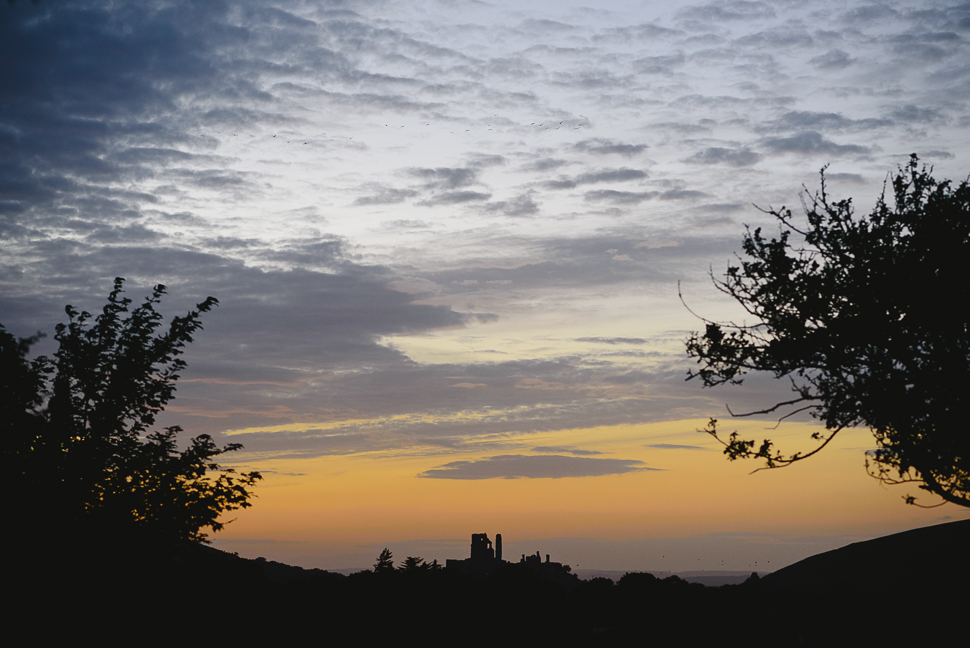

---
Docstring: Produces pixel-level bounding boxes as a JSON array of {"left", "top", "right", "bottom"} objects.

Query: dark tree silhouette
[
  {"left": 374, "top": 547, "right": 394, "bottom": 572},
  {"left": 686, "top": 155, "right": 970, "bottom": 507},
  {"left": 399, "top": 556, "right": 428, "bottom": 571},
  {"left": 4, "top": 278, "right": 260, "bottom": 545}
]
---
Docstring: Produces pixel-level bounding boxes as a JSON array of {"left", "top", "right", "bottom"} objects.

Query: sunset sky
[{"left": 3, "top": 0, "right": 969, "bottom": 572}]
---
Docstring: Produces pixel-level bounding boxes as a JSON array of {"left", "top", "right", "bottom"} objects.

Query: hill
[{"left": 762, "top": 518, "right": 970, "bottom": 592}]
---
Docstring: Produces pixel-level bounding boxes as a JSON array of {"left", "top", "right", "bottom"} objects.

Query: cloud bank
[{"left": 418, "top": 454, "right": 654, "bottom": 479}]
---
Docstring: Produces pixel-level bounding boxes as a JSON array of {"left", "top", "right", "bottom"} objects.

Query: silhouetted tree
[
  {"left": 4, "top": 278, "right": 260, "bottom": 545},
  {"left": 374, "top": 547, "right": 394, "bottom": 572},
  {"left": 686, "top": 155, "right": 970, "bottom": 507},
  {"left": 399, "top": 556, "right": 428, "bottom": 571}
]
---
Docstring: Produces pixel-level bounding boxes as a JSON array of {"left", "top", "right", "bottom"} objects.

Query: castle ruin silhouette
[{"left": 446, "top": 532, "right": 575, "bottom": 585}]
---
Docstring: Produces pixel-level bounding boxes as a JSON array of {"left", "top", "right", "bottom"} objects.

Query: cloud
[
  {"left": 584, "top": 190, "right": 657, "bottom": 204},
  {"left": 468, "top": 154, "right": 507, "bottom": 168},
  {"left": 736, "top": 27, "right": 813, "bottom": 50},
  {"left": 659, "top": 189, "right": 707, "bottom": 201},
  {"left": 417, "top": 454, "right": 652, "bottom": 479},
  {"left": 0, "top": 1, "right": 325, "bottom": 220},
  {"left": 408, "top": 167, "right": 479, "bottom": 190},
  {"left": 86, "top": 223, "right": 163, "bottom": 244},
  {"left": 675, "top": 2, "right": 776, "bottom": 25},
  {"left": 354, "top": 187, "right": 419, "bottom": 205},
  {"left": 650, "top": 121, "right": 713, "bottom": 135},
  {"left": 202, "top": 236, "right": 261, "bottom": 249},
  {"left": 686, "top": 147, "right": 762, "bottom": 167},
  {"left": 0, "top": 237, "right": 496, "bottom": 442},
  {"left": 4, "top": 0, "right": 968, "bottom": 468},
  {"left": 633, "top": 52, "right": 686, "bottom": 75},
  {"left": 763, "top": 112, "right": 892, "bottom": 133},
  {"left": 646, "top": 443, "right": 709, "bottom": 451},
  {"left": 423, "top": 231, "right": 734, "bottom": 299},
  {"left": 419, "top": 191, "right": 492, "bottom": 205},
  {"left": 223, "top": 431, "right": 371, "bottom": 458},
  {"left": 888, "top": 105, "right": 946, "bottom": 124},
  {"left": 515, "top": 378, "right": 567, "bottom": 390},
  {"left": 484, "top": 193, "right": 540, "bottom": 217},
  {"left": 918, "top": 150, "right": 955, "bottom": 160},
  {"left": 890, "top": 41, "right": 952, "bottom": 64},
  {"left": 530, "top": 445, "right": 602, "bottom": 456},
  {"left": 113, "top": 148, "right": 234, "bottom": 167},
  {"left": 760, "top": 132, "right": 870, "bottom": 156},
  {"left": 842, "top": 4, "right": 900, "bottom": 24},
  {"left": 670, "top": 93, "right": 792, "bottom": 111},
  {"left": 577, "top": 168, "right": 648, "bottom": 184},
  {"left": 823, "top": 173, "right": 866, "bottom": 184},
  {"left": 523, "top": 158, "right": 569, "bottom": 172},
  {"left": 546, "top": 168, "right": 648, "bottom": 189},
  {"left": 518, "top": 18, "right": 578, "bottom": 33},
  {"left": 573, "top": 139, "right": 648, "bottom": 157},
  {"left": 810, "top": 49, "right": 853, "bottom": 70},
  {"left": 382, "top": 219, "right": 432, "bottom": 229},
  {"left": 594, "top": 24, "right": 681, "bottom": 43}
]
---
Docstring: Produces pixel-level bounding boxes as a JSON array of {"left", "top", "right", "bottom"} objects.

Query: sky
[{"left": 3, "top": 0, "right": 969, "bottom": 572}]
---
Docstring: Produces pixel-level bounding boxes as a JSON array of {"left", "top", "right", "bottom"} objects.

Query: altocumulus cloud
[
  {"left": 4, "top": 0, "right": 967, "bottom": 463},
  {"left": 417, "top": 454, "right": 655, "bottom": 479}
]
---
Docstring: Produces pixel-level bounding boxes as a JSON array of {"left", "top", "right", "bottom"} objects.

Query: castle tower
[{"left": 470, "top": 533, "right": 493, "bottom": 561}]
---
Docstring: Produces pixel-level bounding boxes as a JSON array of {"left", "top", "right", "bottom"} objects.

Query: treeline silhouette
[{"left": 16, "top": 522, "right": 967, "bottom": 644}]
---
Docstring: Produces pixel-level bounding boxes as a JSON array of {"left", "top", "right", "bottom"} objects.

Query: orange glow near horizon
[{"left": 216, "top": 418, "right": 960, "bottom": 570}]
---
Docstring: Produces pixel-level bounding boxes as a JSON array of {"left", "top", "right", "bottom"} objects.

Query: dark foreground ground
[{"left": 10, "top": 519, "right": 968, "bottom": 645}]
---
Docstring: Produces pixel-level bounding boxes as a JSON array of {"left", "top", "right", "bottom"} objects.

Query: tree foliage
[
  {"left": 4, "top": 278, "right": 261, "bottom": 544},
  {"left": 374, "top": 547, "right": 394, "bottom": 572},
  {"left": 686, "top": 155, "right": 970, "bottom": 507},
  {"left": 397, "top": 556, "right": 443, "bottom": 572},
  {"left": 398, "top": 555, "right": 423, "bottom": 571}
]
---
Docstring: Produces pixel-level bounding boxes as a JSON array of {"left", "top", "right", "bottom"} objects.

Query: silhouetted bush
[{"left": 5, "top": 279, "right": 260, "bottom": 559}]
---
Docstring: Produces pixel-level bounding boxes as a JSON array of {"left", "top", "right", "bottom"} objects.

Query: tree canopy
[
  {"left": 686, "top": 155, "right": 970, "bottom": 507},
  {"left": 374, "top": 547, "right": 394, "bottom": 572},
  {"left": 398, "top": 556, "right": 442, "bottom": 572},
  {"left": 4, "top": 278, "right": 260, "bottom": 545}
]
